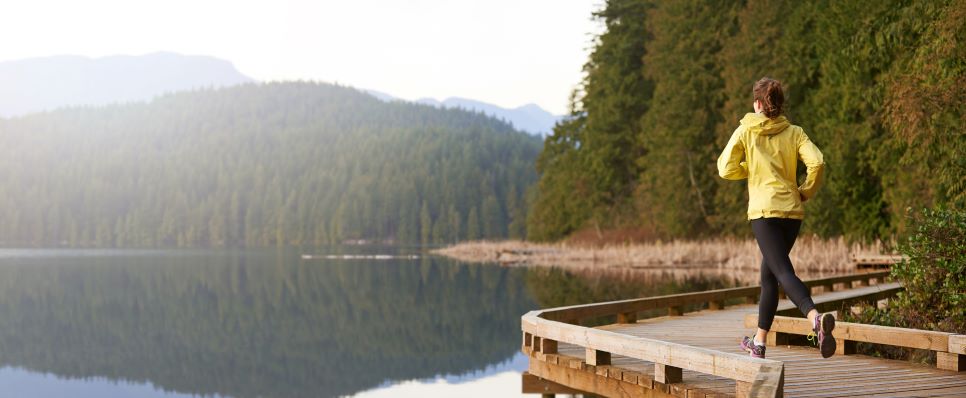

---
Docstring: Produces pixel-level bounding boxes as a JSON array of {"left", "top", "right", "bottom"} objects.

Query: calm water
[{"left": 0, "top": 247, "right": 739, "bottom": 397}]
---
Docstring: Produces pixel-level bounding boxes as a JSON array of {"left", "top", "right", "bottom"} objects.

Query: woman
[{"left": 717, "top": 77, "right": 834, "bottom": 359}]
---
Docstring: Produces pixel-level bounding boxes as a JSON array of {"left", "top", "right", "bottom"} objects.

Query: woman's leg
[
  {"left": 756, "top": 259, "right": 779, "bottom": 339},
  {"left": 751, "top": 218, "right": 815, "bottom": 325}
]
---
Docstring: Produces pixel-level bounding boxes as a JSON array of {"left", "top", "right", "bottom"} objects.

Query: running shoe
[
  {"left": 808, "top": 312, "right": 837, "bottom": 358},
  {"left": 741, "top": 336, "right": 766, "bottom": 358}
]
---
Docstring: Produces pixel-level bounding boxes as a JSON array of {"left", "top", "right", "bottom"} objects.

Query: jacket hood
[{"left": 740, "top": 112, "right": 790, "bottom": 136}]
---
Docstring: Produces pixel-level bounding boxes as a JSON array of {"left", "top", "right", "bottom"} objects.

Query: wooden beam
[
  {"left": 527, "top": 357, "right": 656, "bottom": 398},
  {"left": 748, "top": 314, "right": 952, "bottom": 351},
  {"left": 521, "top": 372, "right": 585, "bottom": 395},
  {"left": 523, "top": 315, "right": 783, "bottom": 387}
]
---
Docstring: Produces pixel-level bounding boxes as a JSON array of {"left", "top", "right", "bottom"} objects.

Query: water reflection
[
  {"left": 0, "top": 249, "right": 534, "bottom": 398},
  {"left": 0, "top": 248, "right": 749, "bottom": 397}
]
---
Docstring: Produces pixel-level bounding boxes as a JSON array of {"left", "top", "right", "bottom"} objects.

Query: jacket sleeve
[
  {"left": 717, "top": 128, "right": 748, "bottom": 180},
  {"left": 797, "top": 129, "right": 825, "bottom": 199}
]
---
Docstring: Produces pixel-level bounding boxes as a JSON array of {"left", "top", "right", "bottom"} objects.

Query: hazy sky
[{"left": 0, "top": 0, "right": 604, "bottom": 114}]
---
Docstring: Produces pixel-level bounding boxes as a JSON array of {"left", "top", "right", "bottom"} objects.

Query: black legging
[{"left": 752, "top": 217, "right": 816, "bottom": 330}]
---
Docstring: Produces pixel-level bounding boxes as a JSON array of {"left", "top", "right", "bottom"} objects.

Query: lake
[{"left": 0, "top": 247, "right": 741, "bottom": 397}]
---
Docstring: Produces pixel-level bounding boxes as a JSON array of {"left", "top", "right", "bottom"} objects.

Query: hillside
[
  {"left": 0, "top": 82, "right": 541, "bottom": 247},
  {"left": 0, "top": 52, "right": 252, "bottom": 117},
  {"left": 528, "top": 0, "right": 966, "bottom": 242}
]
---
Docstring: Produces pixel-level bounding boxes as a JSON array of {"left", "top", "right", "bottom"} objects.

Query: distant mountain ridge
[
  {"left": 0, "top": 52, "right": 253, "bottom": 117},
  {"left": 368, "top": 90, "right": 561, "bottom": 136}
]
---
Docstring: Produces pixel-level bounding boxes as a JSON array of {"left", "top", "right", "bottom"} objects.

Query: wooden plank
[
  {"left": 528, "top": 357, "right": 670, "bottom": 398},
  {"left": 521, "top": 372, "right": 586, "bottom": 395},
  {"left": 748, "top": 314, "right": 952, "bottom": 351}
]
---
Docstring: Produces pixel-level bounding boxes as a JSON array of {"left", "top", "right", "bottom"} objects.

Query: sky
[{"left": 0, "top": 0, "right": 604, "bottom": 114}]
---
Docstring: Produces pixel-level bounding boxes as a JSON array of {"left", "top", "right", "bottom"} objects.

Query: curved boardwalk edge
[{"left": 519, "top": 271, "right": 965, "bottom": 397}]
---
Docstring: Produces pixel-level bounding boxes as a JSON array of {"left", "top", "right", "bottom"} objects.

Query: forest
[
  {"left": 0, "top": 82, "right": 541, "bottom": 247},
  {"left": 527, "top": 0, "right": 965, "bottom": 242}
]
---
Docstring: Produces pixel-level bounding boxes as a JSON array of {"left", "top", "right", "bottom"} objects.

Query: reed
[{"left": 432, "top": 237, "right": 887, "bottom": 275}]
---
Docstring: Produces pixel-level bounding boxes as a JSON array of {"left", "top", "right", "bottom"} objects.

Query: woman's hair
[{"left": 753, "top": 77, "right": 784, "bottom": 118}]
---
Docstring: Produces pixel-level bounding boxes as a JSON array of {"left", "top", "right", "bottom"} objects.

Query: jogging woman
[{"left": 717, "top": 77, "right": 835, "bottom": 359}]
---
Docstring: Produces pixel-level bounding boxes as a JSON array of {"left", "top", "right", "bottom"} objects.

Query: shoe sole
[{"left": 819, "top": 313, "right": 836, "bottom": 358}]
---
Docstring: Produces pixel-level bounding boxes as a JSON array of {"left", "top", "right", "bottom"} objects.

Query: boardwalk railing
[
  {"left": 744, "top": 314, "right": 966, "bottom": 372},
  {"left": 522, "top": 271, "right": 893, "bottom": 398}
]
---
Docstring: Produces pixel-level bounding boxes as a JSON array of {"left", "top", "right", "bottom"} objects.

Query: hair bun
[{"left": 754, "top": 77, "right": 785, "bottom": 118}]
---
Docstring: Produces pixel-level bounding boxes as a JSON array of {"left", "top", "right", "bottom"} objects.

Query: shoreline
[{"left": 432, "top": 237, "right": 888, "bottom": 275}]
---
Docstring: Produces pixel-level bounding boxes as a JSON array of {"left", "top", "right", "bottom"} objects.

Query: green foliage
[
  {"left": 0, "top": 82, "right": 541, "bottom": 247},
  {"left": 888, "top": 208, "right": 966, "bottom": 332},
  {"left": 528, "top": 0, "right": 966, "bottom": 242},
  {"left": 842, "top": 207, "right": 965, "bottom": 362}
]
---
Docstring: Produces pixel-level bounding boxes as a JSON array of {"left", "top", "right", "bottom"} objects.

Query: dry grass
[{"left": 432, "top": 237, "right": 889, "bottom": 276}]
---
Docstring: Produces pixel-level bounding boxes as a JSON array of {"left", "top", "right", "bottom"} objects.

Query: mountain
[
  {"left": 0, "top": 52, "right": 252, "bottom": 117},
  {"left": 368, "top": 90, "right": 561, "bottom": 136},
  {"left": 0, "top": 82, "right": 541, "bottom": 247}
]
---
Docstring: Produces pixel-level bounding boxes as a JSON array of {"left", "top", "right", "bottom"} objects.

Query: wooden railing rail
[
  {"left": 523, "top": 311, "right": 785, "bottom": 397},
  {"left": 539, "top": 270, "right": 890, "bottom": 324},
  {"left": 744, "top": 314, "right": 966, "bottom": 372}
]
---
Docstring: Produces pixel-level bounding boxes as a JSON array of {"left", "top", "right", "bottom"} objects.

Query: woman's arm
[
  {"left": 717, "top": 128, "right": 748, "bottom": 180},
  {"left": 797, "top": 130, "right": 825, "bottom": 200}
]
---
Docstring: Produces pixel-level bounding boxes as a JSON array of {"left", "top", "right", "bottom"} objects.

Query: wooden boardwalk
[{"left": 521, "top": 271, "right": 966, "bottom": 397}]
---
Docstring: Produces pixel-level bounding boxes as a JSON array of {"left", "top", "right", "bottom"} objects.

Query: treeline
[
  {"left": 528, "top": 0, "right": 966, "bottom": 242},
  {"left": 0, "top": 82, "right": 541, "bottom": 247}
]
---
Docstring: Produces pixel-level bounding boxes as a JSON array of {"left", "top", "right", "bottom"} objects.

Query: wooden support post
[
  {"left": 617, "top": 312, "right": 637, "bottom": 324},
  {"left": 540, "top": 338, "right": 558, "bottom": 354},
  {"left": 766, "top": 331, "right": 789, "bottom": 346},
  {"left": 654, "top": 363, "right": 682, "bottom": 384},
  {"left": 709, "top": 300, "right": 724, "bottom": 310},
  {"left": 823, "top": 283, "right": 835, "bottom": 293},
  {"left": 585, "top": 348, "right": 610, "bottom": 366},
  {"left": 668, "top": 305, "right": 682, "bottom": 316},
  {"left": 937, "top": 352, "right": 965, "bottom": 372},
  {"left": 836, "top": 340, "right": 857, "bottom": 355},
  {"left": 735, "top": 381, "right": 752, "bottom": 398}
]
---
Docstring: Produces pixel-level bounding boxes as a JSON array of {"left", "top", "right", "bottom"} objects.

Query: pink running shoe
[
  {"left": 809, "top": 312, "right": 837, "bottom": 358},
  {"left": 741, "top": 336, "right": 766, "bottom": 358}
]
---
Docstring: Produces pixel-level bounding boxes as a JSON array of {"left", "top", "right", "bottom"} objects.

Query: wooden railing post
[
  {"left": 585, "top": 348, "right": 611, "bottom": 366},
  {"left": 617, "top": 312, "right": 637, "bottom": 323},
  {"left": 654, "top": 363, "right": 682, "bottom": 384},
  {"left": 836, "top": 340, "right": 857, "bottom": 355},
  {"left": 937, "top": 352, "right": 964, "bottom": 372}
]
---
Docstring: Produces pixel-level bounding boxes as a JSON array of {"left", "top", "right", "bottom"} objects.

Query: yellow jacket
[{"left": 717, "top": 113, "right": 825, "bottom": 220}]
